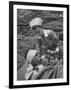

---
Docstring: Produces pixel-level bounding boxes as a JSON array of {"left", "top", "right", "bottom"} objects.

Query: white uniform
[{"left": 43, "top": 29, "right": 57, "bottom": 38}]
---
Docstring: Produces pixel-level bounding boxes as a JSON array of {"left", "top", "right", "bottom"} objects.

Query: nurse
[{"left": 29, "top": 17, "right": 58, "bottom": 56}]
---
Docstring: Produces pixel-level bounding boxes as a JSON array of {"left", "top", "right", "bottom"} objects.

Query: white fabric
[
  {"left": 27, "top": 49, "right": 37, "bottom": 63},
  {"left": 25, "top": 70, "right": 33, "bottom": 80},
  {"left": 43, "top": 30, "right": 51, "bottom": 37},
  {"left": 29, "top": 17, "right": 43, "bottom": 28},
  {"left": 33, "top": 65, "right": 44, "bottom": 76},
  {"left": 43, "top": 29, "right": 57, "bottom": 38},
  {"left": 41, "top": 55, "right": 46, "bottom": 61},
  {"left": 36, "top": 64, "right": 44, "bottom": 71},
  {"left": 56, "top": 47, "right": 59, "bottom": 52},
  {"left": 25, "top": 64, "right": 44, "bottom": 80},
  {"left": 25, "top": 64, "right": 33, "bottom": 80},
  {"left": 26, "top": 64, "right": 33, "bottom": 72}
]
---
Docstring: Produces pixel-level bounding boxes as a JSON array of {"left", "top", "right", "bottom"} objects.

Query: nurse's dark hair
[{"left": 32, "top": 25, "right": 41, "bottom": 30}]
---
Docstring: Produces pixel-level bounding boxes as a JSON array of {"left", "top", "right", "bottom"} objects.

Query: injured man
[
  {"left": 25, "top": 49, "right": 45, "bottom": 80},
  {"left": 25, "top": 49, "right": 63, "bottom": 80}
]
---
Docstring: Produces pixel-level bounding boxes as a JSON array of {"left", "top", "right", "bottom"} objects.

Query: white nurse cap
[{"left": 29, "top": 17, "right": 43, "bottom": 28}]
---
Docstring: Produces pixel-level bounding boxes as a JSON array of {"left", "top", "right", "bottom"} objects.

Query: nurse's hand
[{"left": 47, "top": 47, "right": 59, "bottom": 54}]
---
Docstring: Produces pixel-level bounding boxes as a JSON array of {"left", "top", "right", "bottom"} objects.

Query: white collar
[{"left": 43, "top": 30, "right": 51, "bottom": 37}]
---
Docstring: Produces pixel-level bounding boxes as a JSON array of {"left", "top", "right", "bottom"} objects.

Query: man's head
[{"left": 31, "top": 56, "right": 43, "bottom": 67}]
